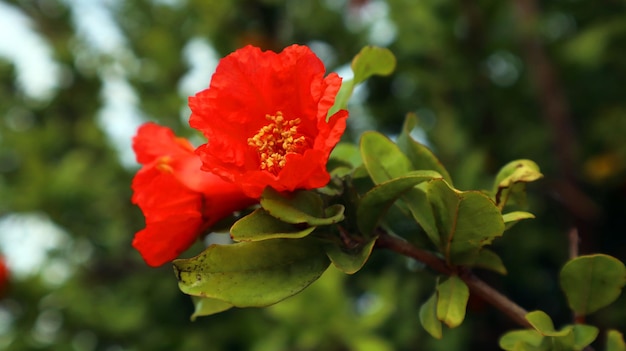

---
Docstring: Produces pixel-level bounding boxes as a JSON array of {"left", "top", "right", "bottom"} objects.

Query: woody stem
[{"left": 374, "top": 229, "right": 532, "bottom": 329}]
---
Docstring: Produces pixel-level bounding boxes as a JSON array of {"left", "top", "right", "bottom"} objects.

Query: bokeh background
[{"left": 1, "top": 0, "right": 625, "bottom": 350}]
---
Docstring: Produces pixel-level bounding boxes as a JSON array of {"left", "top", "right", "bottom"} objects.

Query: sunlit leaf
[
  {"left": 499, "top": 330, "right": 545, "bottom": 351},
  {"left": 397, "top": 113, "right": 453, "bottom": 184},
  {"left": 571, "top": 324, "right": 599, "bottom": 350},
  {"left": 173, "top": 237, "right": 330, "bottom": 307},
  {"left": 231, "top": 208, "right": 316, "bottom": 242},
  {"left": 503, "top": 211, "right": 536, "bottom": 230},
  {"left": 328, "top": 46, "right": 395, "bottom": 117},
  {"left": 352, "top": 46, "right": 396, "bottom": 85},
  {"left": 436, "top": 275, "right": 469, "bottom": 328},
  {"left": 493, "top": 160, "right": 543, "bottom": 209},
  {"left": 360, "top": 131, "right": 414, "bottom": 184},
  {"left": 261, "top": 188, "right": 345, "bottom": 226},
  {"left": 419, "top": 292, "right": 442, "bottom": 339},
  {"left": 559, "top": 254, "right": 626, "bottom": 315},
  {"left": 607, "top": 330, "right": 626, "bottom": 351},
  {"left": 190, "top": 296, "right": 233, "bottom": 320}
]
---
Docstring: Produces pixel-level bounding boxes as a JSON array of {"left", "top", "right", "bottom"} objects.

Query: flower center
[{"left": 247, "top": 111, "right": 306, "bottom": 175}]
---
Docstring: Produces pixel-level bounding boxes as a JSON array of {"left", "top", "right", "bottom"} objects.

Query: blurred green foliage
[{"left": 0, "top": 0, "right": 625, "bottom": 350}]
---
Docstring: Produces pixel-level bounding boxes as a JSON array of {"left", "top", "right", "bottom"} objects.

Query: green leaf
[
  {"left": 260, "top": 188, "right": 345, "bottom": 226},
  {"left": 327, "top": 79, "right": 355, "bottom": 117},
  {"left": 327, "top": 46, "right": 395, "bottom": 117},
  {"left": 493, "top": 160, "right": 543, "bottom": 209},
  {"left": 526, "top": 311, "right": 569, "bottom": 337},
  {"left": 173, "top": 238, "right": 330, "bottom": 307},
  {"left": 360, "top": 131, "right": 414, "bottom": 184},
  {"left": 428, "top": 179, "right": 505, "bottom": 265},
  {"left": 356, "top": 171, "right": 441, "bottom": 236},
  {"left": 352, "top": 46, "right": 396, "bottom": 85},
  {"left": 499, "top": 330, "right": 545, "bottom": 351},
  {"left": 190, "top": 296, "right": 233, "bottom": 320},
  {"left": 503, "top": 211, "right": 536, "bottom": 230},
  {"left": 324, "top": 237, "right": 377, "bottom": 274},
  {"left": 397, "top": 113, "right": 453, "bottom": 184},
  {"left": 571, "top": 324, "right": 599, "bottom": 350},
  {"left": 419, "top": 292, "right": 443, "bottom": 339},
  {"left": 458, "top": 249, "right": 507, "bottom": 275},
  {"left": 607, "top": 330, "right": 626, "bottom": 351},
  {"left": 560, "top": 254, "right": 626, "bottom": 315},
  {"left": 436, "top": 275, "right": 470, "bottom": 328},
  {"left": 329, "top": 142, "right": 362, "bottom": 169},
  {"left": 231, "top": 208, "right": 316, "bottom": 242}
]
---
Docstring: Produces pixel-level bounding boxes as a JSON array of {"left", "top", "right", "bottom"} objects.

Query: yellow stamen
[{"left": 247, "top": 111, "right": 306, "bottom": 174}]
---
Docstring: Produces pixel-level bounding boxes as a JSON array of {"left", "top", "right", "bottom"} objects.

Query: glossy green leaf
[
  {"left": 607, "top": 330, "right": 626, "bottom": 351},
  {"left": 571, "top": 324, "right": 599, "bottom": 350},
  {"left": 327, "top": 46, "right": 395, "bottom": 117},
  {"left": 436, "top": 275, "right": 469, "bottom": 328},
  {"left": 356, "top": 171, "right": 441, "bottom": 236},
  {"left": 419, "top": 292, "right": 442, "bottom": 339},
  {"left": 493, "top": 159, "right": 543, "bottom": 209},
  {"left": 261, "top": 188, "right": 345, "bottom": 226},
  {"left": 360, "top": 131, "right": 414, "bottom": 184},
  {"left": 324, "top": 237, "right": 377, "bottom": 274},
  {"left": 428, "top": 179, "right": 505, "bottom": 264},
  {"left": 397, "top": 113, "right": 453, "bottom": 184},
  {"left": 499, "top": 330, "right": 545, "bottom": 351},
  {"left": 560, "top": 254, "right": 626, "bottom": 315},
  {"left": 526, "top": 311, "right": 570, "bottom": 337},
  {"left": 352, "top": 46, "right": 396, "bottom": 85},
  {"left": 190, "top": 296, "right": 233, "bottom": 320},
  {"left": 231, "top": 208, "right": 316, "bottom": 242},
  {"left": 503, "top": 211, "right": 536, "bottom": 230},
  {"left": 327, "top": 79, "right": 354, "bottom": 117},
  {"left": 173, "top": 238, "right": 330, "bottom": 307}
]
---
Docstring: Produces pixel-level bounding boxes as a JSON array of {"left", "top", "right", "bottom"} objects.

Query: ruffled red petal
[
  {"left": 189, "top": 45, "right": 348, "bottom": 198},
  {"left": 131, "top": 123, "right": 254, "bottom": 266}
]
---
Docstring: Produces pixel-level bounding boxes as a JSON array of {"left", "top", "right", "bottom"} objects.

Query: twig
[{"left": 375, "top": 230, "right": 532, "bottom": 329}]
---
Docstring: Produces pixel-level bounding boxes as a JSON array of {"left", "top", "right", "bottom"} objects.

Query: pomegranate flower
[
  {"left": 131, "top": 123, "right": 254, "bottom": 267},
  {"left": 189, "top": 44, "right": 349, "bottom": 198}
]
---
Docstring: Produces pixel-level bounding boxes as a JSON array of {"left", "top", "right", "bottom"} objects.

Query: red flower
[
  {"left": 131, "top": 123, "right": 254, "bottom": 267},
  {"left": 189, "top": 45, "right": 349, "bottom": 198}
]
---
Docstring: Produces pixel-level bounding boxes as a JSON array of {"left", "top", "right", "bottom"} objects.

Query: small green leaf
[
  {"left": 503, "top": 211, "right": 536, "bottom": 230},
  {"left": 173, "top": 237, "right": 330, "bottom": 307},
  {"left": 436, "top": 276, "right": 470, "bottom": 328},
  {"left": 397, "top": 113, "right": 453, "bottom": 185},
  {"left": 526, "top": 311, "right": 558, "bottom": 335},
  {"left": 493, "top": 160, "right": 543, "bottom": 209},
  {"left": 571, "top": 324, "right": 599, "bottom": 350},
  {"left": 499, "top": 330, "right": 545, "bottom": 351},
  {"left": 231, "top": 208, "right": 316, "bottom": 242},
  {"left": 190, "top": 296, "right": 233, "bottom": 320},
  {"left": 360, "top": 131, "right": 414, "bottom": 184},
  {"left": 356, "top": 171, "right": 441, "bottom": 236},
  {"left": 329, "top": 142, "right": 362, "bottom": 169},
  {"left": 324, "top": 237, "right": 377, "bottom": 274},
  {"left": 428, "top": 179, "right": 505, "bottom": 265},
  {"left": 261, "top": 188, "right": 345, "bottom": 226},
  {"left": 352, "top": 46, "right": 396, "bottom": 85},
  {"left": 607, "top": 330, "right": 626, "bottom": 351},
  {"left": 327, "top": 46, "right": 395, "bottom": 117},
  {"left": 560, "top": 254, "right": 626, "bottom": 315},
  {"left": 458, "top": 249, "right": 507, "bottom": 275},
  {"left": 327, "top": 79, "right": 354, "bottom": 117},
  {"left": 419, "top": 292, "right": 443, "bottom": 339}
]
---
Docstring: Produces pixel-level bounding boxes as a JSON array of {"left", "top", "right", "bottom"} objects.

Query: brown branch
[{"left": 375, "top": 230, "right": 532, "bottom": 329}]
